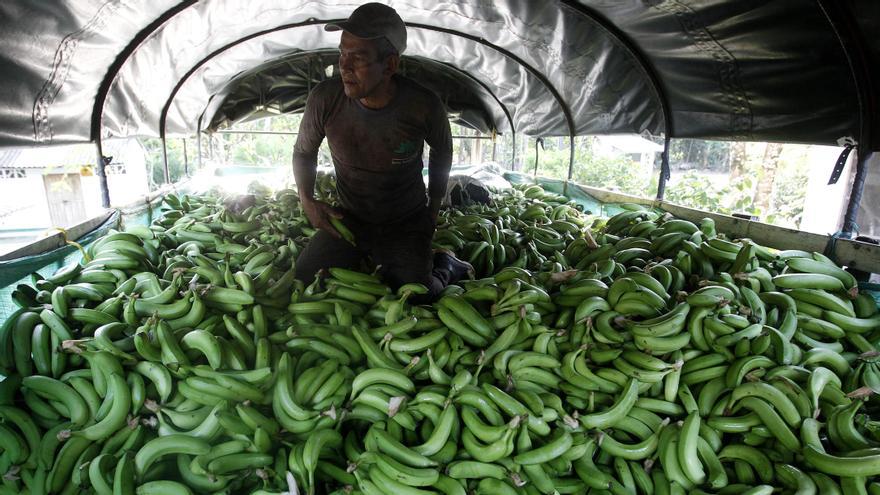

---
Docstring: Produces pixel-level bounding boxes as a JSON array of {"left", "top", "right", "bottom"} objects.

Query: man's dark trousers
[{"left": 294, "top": 207, "right": 450, "bottom": 298}]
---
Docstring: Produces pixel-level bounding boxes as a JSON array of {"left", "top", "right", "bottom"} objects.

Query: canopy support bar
[
  {"left": 656, "top": 135, "right": 672, "bottom": 200},
  {"left": 397, "top": 51, "right": 516, "bottom": 137},
  {"left": 408, "top": 23, "right": 577, "bottom": 144},
  {"left": 163, "top": 21, "right": 522, "bottom": 145},
  {"left": 560, "top": 1, "right": 673, "bottom": 196},
  {"left": 159, "top": 19, "right": 338, "bottom": 150},
  {"left": 817, "top": 0, "right": 876, "bottom": 152},
  {"left": 431, "top": 59, "right": 515, "bottom": 138},
  {"left": 160, "top": 21, "right": 553, "bottom": 175},
  {"left": 89, "top": 1, "right": 198, "bottom": 142},
  {"left": 533, "top": 138, "right": 543, "bottom": 177},
  {"left": 94, "top": 142, "right": 110, "bottom": 208},
  {"left": 161, "top": 136, "right": 170, "bottom": 184},
  {"left": 565, "top": 137, "right": 575, "bottom": 196},
  {"left": 511, "top": 134, "right": 517, "bottom": 171},
  {"left": 842, "top": 150, "right": 872, "bottom": 237},
  {"left": 817, "top": 0, "right": 876, "bottom": 237},
  {"left": 196, "top": 114, "right": 204, "bottom": 172},
  {"left": 182, "top": 138, "right": 189, "bottom": 177}
]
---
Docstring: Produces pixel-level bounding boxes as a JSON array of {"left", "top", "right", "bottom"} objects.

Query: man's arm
[
  {"left": 293, "top": 151, "right": 318, "bottom": 200},
  {"left": 292, "top": 86, "right": 342, "bottom": 237},
  {"left": 293, "top": 151, "right": 342, "bottom": 238},
  {"left": 426, "top": 101, "right": 453, "bottom": 224}
]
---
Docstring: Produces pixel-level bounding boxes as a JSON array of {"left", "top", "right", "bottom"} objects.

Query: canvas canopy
[{"left": 0, "top": 0, "right": 876, "bottom": 149}]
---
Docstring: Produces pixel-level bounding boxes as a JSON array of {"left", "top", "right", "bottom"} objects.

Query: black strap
[{"left": 828, "top": 143, "right": 855, "bottom": 185}]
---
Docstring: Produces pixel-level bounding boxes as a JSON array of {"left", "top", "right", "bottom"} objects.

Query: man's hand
[
  {"left": 302, "top": 197, "right": 343, "bottom": 239},
  {"left": 428, "top": 198, "right": 442, "bottom": 227}
]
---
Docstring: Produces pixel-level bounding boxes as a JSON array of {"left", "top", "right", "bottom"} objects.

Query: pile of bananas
[
  {"left": 433, "top": 183, "right": 594, "bottom": 278},
  {"left": 0, "top": 181, "right": 879, "bottom": 494}
]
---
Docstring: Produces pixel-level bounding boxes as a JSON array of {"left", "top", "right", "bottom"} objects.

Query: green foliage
[
  {"left": 525, "top": 137, "right": 653, "bottom": 197},
  {"left": 141, "top": 138, "right": 190, "bottom": 190},
  {"left": 137, "top": 117, "right": 812, "bottom": 232},
  {"left": 664, "top": 172, "right": 757, "bottom": 216},
  {"left": 663, "top": 170, "right": 807, "bottom": 229},
  {"left": 220, "top": 115, "right": 317, "bottom": 167},
  {"left": 769, "top": 165, "right": 809, "bottom": 227},
  {"left": 669, "top": 139, "right": 731, "bottom": 172}
]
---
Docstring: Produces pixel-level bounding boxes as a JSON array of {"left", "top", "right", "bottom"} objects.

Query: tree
[
  {"left": 753, "top": 142, "right": 784, "bottom": 213},
  {"left": 523, "top": 136, "right": 653, "bottom": 197},
  {"left": 729, "top": 141, "right": 747, "bottom": 180},
  {"left": 140, "top": 138, "right": 189, "bottom": 190}
]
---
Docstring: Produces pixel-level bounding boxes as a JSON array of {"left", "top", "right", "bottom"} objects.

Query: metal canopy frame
[
  {"left": 87, "top": 1, "right": 198, "bottom": 202},
  {"left": 89, "top": 1, "right": 199, "bottom": 144},
  {"left": 816, "top": 0, "right": 876, "bottom": 237},
  {"left": 152, "top": 19, "right": 573, "bottom": 185},
  {"left": 198, "top": 49, "right": 516, "bottom": 139},
  {"left": 79, "top": 1, "right": 876, "bottom": 241},
  {"left": 406, "top": 23, "right": 577, "bottom": 176},
  {"left": 559, "top": 1, "right": 674, "bottom": 198}
]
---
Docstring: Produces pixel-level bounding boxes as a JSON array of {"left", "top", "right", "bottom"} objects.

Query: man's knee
[
  {"left": 380, "top": 261, "right": 431, "bottom": 291},
  {"left": 293, "top": 254, "right": 321, "bottom": 285},
  {"left": 294, "top": 231, "right": 363, "bottom": 285}
]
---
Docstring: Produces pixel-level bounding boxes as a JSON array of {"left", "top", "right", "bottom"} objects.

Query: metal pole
[
  {"left": 565, "top": 136, "right": 575, "bottom": 195},
  {"left": 511, "top": 133, "right": 517, "bottom": 171},
  {"left": 95, "top": 140, "right": 110, "bottom": 208},
  {"left": 842, "top": 149, "right": 873, "bottom": 237},
  {"left": 182, "top": 138, "right": 189, "bottom": 176},
  {"left": 161, "top": 136, "right": 170, "bottom": 184},
  {"left": 656, "top": 135, "right": 672, "bottom": 200},
  {"left": 533, "top": 138, "right": 544, "bottom": 177},
  {"left": 196, "top": 131, "right": 202, "bottom": 171},
  {"left": 533, "top": 138, "right": 538, "bottom": 176},
  {"left": 491, "top": 132, "right": 497, "bottom": 163},
  {"left": 566, "top": 137, "right": 576, "bottom": 181}
]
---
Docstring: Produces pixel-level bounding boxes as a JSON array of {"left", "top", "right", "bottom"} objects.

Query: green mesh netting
[
  {"left": 861, "top": 284, "right": 880, "bottom": 309},
  {"left": 0, "top": 212, "right": 119, "bottom": 321},
  {"left": 0, "top": 198, "right": 166, "bottom": 321}
]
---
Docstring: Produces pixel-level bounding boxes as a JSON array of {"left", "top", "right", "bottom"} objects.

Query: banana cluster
[
  {"left": 1, "top": 183, "right": 880, "bottom": 494},
  {"left": 433, "top": 183, "right": 591, "bottom": 278}
]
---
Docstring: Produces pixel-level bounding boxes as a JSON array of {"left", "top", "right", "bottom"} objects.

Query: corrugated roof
[
  {"left": 0, "top": 140, "right": 130, "bottom": 169},
  {"left": 597, "top": 135, "right": 664, "bottom": 154},
  {"left": 0, "top": 149, "right": 22, "bottom": 168}
]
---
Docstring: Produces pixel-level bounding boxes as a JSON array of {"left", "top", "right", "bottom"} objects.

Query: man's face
[{"left": 338, "top": 31, "right": 390, "bottom": 100}]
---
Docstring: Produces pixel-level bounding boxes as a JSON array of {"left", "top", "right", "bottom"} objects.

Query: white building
[
  {"left": 0, "top": 139, "right": 149, "bottom": 252},
  {"left": 595, "top": 134, "right": 664, "bottom": 172}
]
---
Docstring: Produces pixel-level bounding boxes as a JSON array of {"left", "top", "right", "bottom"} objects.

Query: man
[{"left": 292, "top": 3, "right": 473, "bottom": 298}]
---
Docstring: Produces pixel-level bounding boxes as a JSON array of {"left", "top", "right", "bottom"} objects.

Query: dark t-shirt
[{"left": 293, "top": 75, "right": 452, "bottom": 224}]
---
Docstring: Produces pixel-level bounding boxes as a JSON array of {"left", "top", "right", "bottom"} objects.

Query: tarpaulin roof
[{"left": 0, "top": 0, "right": 876, "bottom": 148}]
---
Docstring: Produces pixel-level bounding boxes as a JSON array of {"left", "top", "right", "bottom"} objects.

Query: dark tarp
[
  {"left": 0, "top": 0, "right": 876, "bottom": 147},
  {"left": 206, "top": 51, "right": 509, "bottom": 134}
]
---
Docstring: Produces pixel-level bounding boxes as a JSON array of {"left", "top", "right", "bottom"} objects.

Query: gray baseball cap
[{"left": 325, "top": 3, "right": 407, "bottom": 54}]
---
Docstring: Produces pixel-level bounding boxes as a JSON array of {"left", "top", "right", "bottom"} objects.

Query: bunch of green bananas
[
  {"left": 314, "top": 172, "right": 340, "bottom": 207},
  {"left": 1, "top": 181, "right": 880, "bottom": 494},
  {"left": 433, "top": 183, "right": 592, "bottom": 278}
]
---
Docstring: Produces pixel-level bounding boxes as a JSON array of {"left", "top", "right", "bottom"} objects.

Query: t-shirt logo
[
  {"left": 394, "top": 141, "right": 417, "bottom": 155},
  {"left": 392, "top": 140, "right": 419, "bottom": 165}
]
